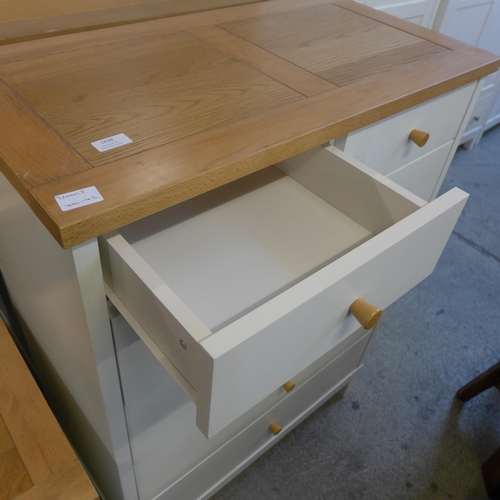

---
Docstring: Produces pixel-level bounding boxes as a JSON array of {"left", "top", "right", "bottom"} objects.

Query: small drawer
[
  {"left": 387, "top": 141, "right": 454, "bottom": 202},
  {"left": 99, "top": 145, "right": 468, "bottom": 438},
  {"left": 341, "top": 83, "right": 475, "bottom": 175}
]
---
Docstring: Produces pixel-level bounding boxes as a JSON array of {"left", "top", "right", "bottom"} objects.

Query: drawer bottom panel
[
  {"left": 387, "top": 141, "right": 453, "bottom": 201},
  {"left": 137, "top": 331, "right": 372, "bottom": 500}
]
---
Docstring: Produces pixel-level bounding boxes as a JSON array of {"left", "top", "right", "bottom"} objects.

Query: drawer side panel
[{"left": 100, "top": 234, "right": 212, "bottom": 393}]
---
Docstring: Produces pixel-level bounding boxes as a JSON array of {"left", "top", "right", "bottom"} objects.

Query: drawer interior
[{"left": 116, "top": 146, "right": 421, "bottom": 333}]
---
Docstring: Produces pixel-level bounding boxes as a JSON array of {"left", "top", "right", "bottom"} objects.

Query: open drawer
[{"left": 99, "top": 145, "right": 468, "bottom": 438}]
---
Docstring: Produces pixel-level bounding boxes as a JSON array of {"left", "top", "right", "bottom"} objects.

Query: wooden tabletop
[
  {"left": 0, "top": 0, "right": 499, "bottom": 248},
  {"left": 0, "top": 319, "right": 99, "bottom": 500}
]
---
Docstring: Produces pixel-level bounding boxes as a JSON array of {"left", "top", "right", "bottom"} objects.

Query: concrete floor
[{"left": 213, "top": 125, "right": 500, "bottom": 500}]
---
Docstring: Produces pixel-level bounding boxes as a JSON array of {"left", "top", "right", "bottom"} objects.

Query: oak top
[{"left": 0, "top": 0, "right": 499, "bottom": 248}]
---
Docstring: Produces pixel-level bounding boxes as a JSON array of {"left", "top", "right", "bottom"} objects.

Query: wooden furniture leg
[
  {"left": 483, "top": 447, "right": 500, "bottom": 499},
  {"left": 456, "top": 361, "right": 500, "bottom": 498},
  {"left": 456, "top": 361, "right": 500, "bottom": 401}
]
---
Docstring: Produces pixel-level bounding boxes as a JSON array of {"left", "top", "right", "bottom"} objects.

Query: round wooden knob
[
  {"left": 409, "top": 129, "right": 430, "bottom": 147},
  {"left": 270, "top": 422, "right": 282, "bottom": 435},
  {"left": 350, "top": 299, "right": 382, "bottom": 330},
  {"left": 283, "top": 380, "right": 296, "bottom": 392}
]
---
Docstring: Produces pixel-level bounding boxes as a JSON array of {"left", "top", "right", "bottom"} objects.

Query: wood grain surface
[
  {"left": 187, "top": 25, "right": 338, "bottom": 96},
  {"left": 0, "top": 319, "right": 99, "bottom": 500},
  {"left": 0, "top": 415, "right": 33, "bottom": 500},
  {"left": 0, "top": 0, "right": 266, "bottom": 45},
  {"left": 0, "top": 0, "right": 498, "bottom": 248},
  {"left": 1, "top": 30, "right": 302, "bottom": 167},
  {"left": 220, "top": 3, "right": 447, "bottom": 86},
  {"left": 0, "top": 80, "right": 92, "bottom": 202}
]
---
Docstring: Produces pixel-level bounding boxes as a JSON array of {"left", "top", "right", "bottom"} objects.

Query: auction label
[
  {"left": 55, "top": 186, "right": 104, "bottom": 212},
  {"left": 91, "top": 133, "right": 132, "bottom": 152}
]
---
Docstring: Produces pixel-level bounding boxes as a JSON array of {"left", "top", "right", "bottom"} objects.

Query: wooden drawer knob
[
  {"left": 350, "top": 299, "right": 382, "bottom": 330},
  {"left": 283, "top": 380, "right": 296, "bottom": 392},
  {"left": 409, "top": 129, "right": 430, "bottom": 147},
  {"left": 270, "top": 422, "right": 282, "bottom": 435}
]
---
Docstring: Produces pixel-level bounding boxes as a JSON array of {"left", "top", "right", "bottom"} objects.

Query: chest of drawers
[{"left": 0, "top": 1, "right": 498, "bottom": 499}]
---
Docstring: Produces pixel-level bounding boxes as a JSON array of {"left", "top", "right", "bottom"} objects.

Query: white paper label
[
  {"left": 91, "top": 133, "right": 132, "bottom": 152},
  {"left": 55, "top": 186, "right": 104, "bottom": 212}
]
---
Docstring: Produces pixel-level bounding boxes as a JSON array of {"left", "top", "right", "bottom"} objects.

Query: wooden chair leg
[
  {"left": 456, "top": 361, "right": 500, "bottom": 402},
  {"left": 483, "top": 447, "right": 500, "bottom": 498},
  {"left": 457, "top": 361, "right": 500, "bottom": 498}
]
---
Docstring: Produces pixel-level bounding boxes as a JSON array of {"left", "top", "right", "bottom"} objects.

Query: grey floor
[{"left": 213, "top": 125, "right": 500, "bottom": 500}]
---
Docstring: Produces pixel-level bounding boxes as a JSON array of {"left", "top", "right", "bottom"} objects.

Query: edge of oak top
[{"left": 0, "top": 0, "right": 499, "bottom": 249}]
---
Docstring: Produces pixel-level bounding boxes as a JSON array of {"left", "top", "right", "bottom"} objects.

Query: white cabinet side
[{"left": 0, "top": 174, "right": 136, "bottom": 500}]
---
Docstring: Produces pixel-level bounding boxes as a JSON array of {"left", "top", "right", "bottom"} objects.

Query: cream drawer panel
[
  {"left": 100, "top": 145, "right": 468, "bottom": 438},
  {"left": 342, "top": 83, "right": 475, "bottom": 175},
  {"left": 387, "top": 141, "right": 454, "bottom": 202}
]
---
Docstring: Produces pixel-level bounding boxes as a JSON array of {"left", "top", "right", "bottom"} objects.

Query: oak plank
[
  {"left": 2, "top": 31, "right": 303, "bottom": 167},
  {"left": 220, "top": 3, "right": 448, "bottom": 87},
  {"left": 0, "top": 416, "right": 33, "bottom": 500},
  {"left": 188, "top": 25, "right": 337, "bottom": 96},
  {"left": 1, "top": 0, "right": 147, "bottom": 22},
  {"left": 27, "top": 44, "right": 500, "bottom": 248},
  {"left": 0, "top": 0, "right": 334, "bottom": 64},
  {"left": 0, "top": 320, "right": 76, "bottom": 484},
  {"left": 14, "top": 460, "right": 98, "bottom": 500},
  {"left": 0, "top": 80, "right": 92, "bottom": 201},
  {"left": 0, "top": 0, "right": 266, "bottom": 45}
]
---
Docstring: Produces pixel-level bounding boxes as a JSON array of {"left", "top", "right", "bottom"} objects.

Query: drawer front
[
  {"left": 128, "top": 327, "right": 371, "bottom": 500},
  {"left": 342, "top": 83, "right": 474, "bottom": 175},
  {"left": 101, "top": 146, "right": 468, "bottom": 438},
  {"left": 387, "top": 141, "right": 454, "bottom": 201}
]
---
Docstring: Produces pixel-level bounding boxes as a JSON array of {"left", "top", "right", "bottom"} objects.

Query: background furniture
[
  {"left": 0, "top": 318, "right": 99, "bottom": 500},
  {"left": 353, "top": 0, "right": 440, "bottom": 27},
  {"left": 434, "top": 0, "right": 500, "bottom": 148},
  {"left": 354, "top": 0, "right": 500, "bottom": 148}
]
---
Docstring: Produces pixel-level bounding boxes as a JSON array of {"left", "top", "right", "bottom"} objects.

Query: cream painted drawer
[
  {"left": 341, "top": 83, "right": 475, "bottom": 175},
  {"left": 110, "top": 310, "right": 371, "bottom": 500},
  {"left": 387, "top": 141, "right": 454, "bottom": 201},
  {"left": 99, "top": 145, "right": 468, "bottom": 438}
]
